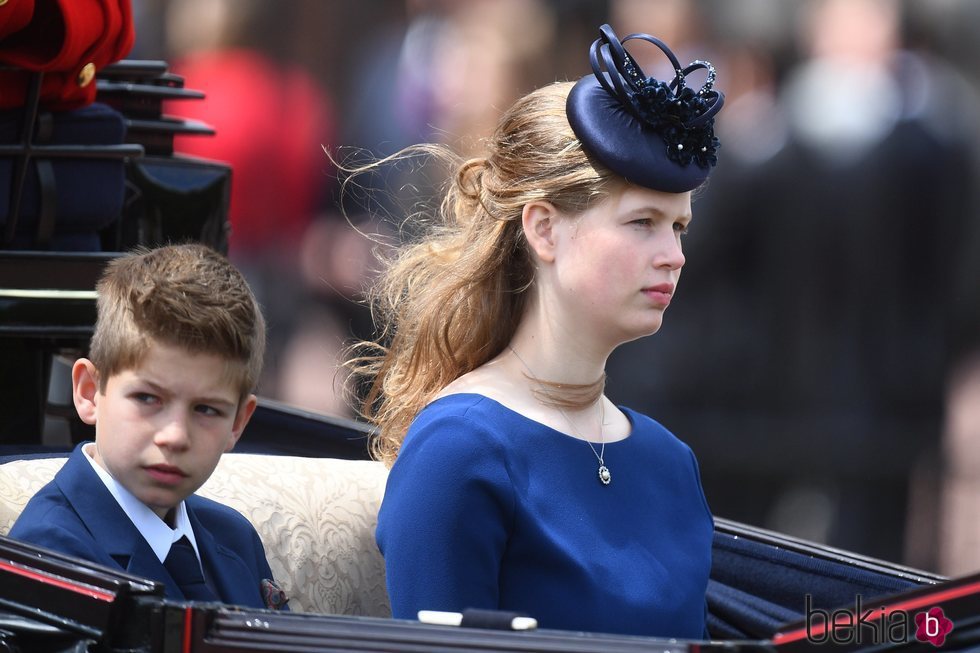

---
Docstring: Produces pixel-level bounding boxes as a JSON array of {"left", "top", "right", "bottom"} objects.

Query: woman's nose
[{"left": 654, "top": 233, "right": 686, "bottom": 270}]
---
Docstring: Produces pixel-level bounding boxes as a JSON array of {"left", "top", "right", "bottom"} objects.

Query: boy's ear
[
  {"left": 227, "top": 394, "right": 258, "bottom": 452},
  {"left": 72, "top": 359, "right": 101, "bottom": 425},
  {"left": 522, "top": 200, "right": 559, "bottom": 264}
]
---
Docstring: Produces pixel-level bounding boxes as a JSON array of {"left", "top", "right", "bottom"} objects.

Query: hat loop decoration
[
  {"left": 566, "top": 24, "right": 725, "bottom": 192},
  {"left": 589, "top": 24, "right": 723, "bottom": 167}
]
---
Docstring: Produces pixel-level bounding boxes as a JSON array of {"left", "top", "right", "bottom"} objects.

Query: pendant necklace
[
  {"left": 559, "top": 402, "right": 611, "bottom": 486},
  {"left": 509, "top": 346, "right": 611, "bottom": 486}
]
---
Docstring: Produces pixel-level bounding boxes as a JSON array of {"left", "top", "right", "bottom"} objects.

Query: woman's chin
[{"left": 614, "top": 319, "right": 665, "bottom": 345}]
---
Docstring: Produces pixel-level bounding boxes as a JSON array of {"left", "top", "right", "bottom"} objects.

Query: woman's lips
[
  {"left": 643, "top": 283, "right": 673, "bottom": 307},
  {"left": 144, "top": 464, "right": 187, "bottom": 485}
]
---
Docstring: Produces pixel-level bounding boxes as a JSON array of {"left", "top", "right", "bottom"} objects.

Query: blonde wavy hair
[{"left": 348, "top": 81, "right": 616, "bottom": 466}]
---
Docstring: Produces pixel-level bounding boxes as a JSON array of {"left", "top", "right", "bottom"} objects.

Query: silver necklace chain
[{"left": 508, "top": 346, "right": 612, "bottom": 486}]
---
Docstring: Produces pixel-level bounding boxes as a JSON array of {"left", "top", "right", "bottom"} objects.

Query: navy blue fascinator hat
[{"left": 567, "top": 24, "right": 724, "bottom": 193}]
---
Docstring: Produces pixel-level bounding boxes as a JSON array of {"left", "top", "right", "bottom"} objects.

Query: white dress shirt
[{"left": 82, "top": 442, "right": 202, "bottom": 565}]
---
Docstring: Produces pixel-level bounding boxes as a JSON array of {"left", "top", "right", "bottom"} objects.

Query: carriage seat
[{"left": 0, "top": 453, "right": 392, "bottom": 616}]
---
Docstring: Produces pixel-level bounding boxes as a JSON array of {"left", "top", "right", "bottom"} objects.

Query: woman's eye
[
  {"left": 631, "top": 218, "right": 653, "bottom": 226},
  {"left": 674, "top": 222, "right": 690, "bottom": 235}
]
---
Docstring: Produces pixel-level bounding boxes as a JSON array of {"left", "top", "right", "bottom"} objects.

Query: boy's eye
[
  {"left": 630, "top": 218, "right": 653, "bottom": 226},
  {"left": 674, "top": 222, "right": 690, "bottom": 235},
  {"left": 132, "top": 392, "right": 158, "bottom": 405},
  {"left": 195, "top": 405, "right": 222, "bottom": 417}
]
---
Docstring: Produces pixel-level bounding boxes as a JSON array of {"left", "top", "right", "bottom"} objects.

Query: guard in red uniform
[{"left": 0, "top": 0, "right": 134, "bottom": 110}]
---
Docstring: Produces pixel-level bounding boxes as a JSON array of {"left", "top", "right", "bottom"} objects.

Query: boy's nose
[{"left": 155, "top": 416, "right": 191, "bottom": 449}]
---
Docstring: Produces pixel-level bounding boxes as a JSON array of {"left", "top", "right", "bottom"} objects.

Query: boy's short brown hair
[{"left": 88, "top": 244, "right": 265, "bottom": 400}]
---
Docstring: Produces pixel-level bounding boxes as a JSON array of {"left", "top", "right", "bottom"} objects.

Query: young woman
[{"left": 353, "top": 24, "right": 724, "bottom": 638}]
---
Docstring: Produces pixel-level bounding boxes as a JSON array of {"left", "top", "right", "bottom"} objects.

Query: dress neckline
[{"left": 427, "top": 392, "right": 635, "bottom": 445}]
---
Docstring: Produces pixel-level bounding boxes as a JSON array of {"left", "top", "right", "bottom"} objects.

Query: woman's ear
[
  {"left": 522, "top": 200, "right": 560, "bottom": 263},
  {"left": 72, "top": 358, "right": 100, "bottom": 425}
]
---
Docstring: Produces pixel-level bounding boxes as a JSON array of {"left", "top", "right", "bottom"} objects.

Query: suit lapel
[{"left": 186, "top": 498, "right": 260, "bottom": 607}]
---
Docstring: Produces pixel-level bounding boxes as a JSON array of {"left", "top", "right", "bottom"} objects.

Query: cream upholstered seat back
[{"left": 0, "top": 453, "right": 391, "bottom": 616}]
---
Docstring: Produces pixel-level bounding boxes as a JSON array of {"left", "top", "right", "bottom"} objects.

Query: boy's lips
[{"left": 144, "top": 464, "right": 187, "bottom": 485}]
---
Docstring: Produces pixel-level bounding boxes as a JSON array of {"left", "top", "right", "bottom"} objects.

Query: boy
[{"left": 10, "top": 244, "right": 287, "bottom": 610}]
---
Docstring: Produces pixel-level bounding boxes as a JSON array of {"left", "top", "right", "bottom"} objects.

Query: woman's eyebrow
[{"left": 626, "top": 207, "right": 693, "bottom": 221}]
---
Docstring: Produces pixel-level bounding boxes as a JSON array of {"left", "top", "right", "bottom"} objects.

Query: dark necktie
[{"left": 164, "top": 536, "right": 217, "bottom": 602}]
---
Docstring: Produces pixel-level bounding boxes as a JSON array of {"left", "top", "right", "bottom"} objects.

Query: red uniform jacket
[{"left": 0, "top": 0, "right": 134, "bottom": 110}]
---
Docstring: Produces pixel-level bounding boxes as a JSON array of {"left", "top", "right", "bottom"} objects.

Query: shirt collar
[{"left": 82, "top": 442, "right": 200, "bottom": 563}]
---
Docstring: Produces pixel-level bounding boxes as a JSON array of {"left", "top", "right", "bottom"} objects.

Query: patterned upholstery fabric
[{"left": 0, "top": 453, "right": 391, "bottom": 616}]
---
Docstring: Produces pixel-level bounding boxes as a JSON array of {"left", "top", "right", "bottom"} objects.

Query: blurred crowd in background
[{"left": 129, "top": 0, "right": 980, "bottom": 576}]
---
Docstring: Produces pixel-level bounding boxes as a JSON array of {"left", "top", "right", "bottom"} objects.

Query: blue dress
[{"left": 376, "top": 393, "right": 713, "bottom": 638}]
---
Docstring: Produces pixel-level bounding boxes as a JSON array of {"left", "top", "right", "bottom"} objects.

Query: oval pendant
[{"left": 598, "top": 465, "right": 611, "bottom": 485}]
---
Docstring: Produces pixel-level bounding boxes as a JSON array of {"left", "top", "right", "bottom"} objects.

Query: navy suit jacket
[{"left": 9, "top": 445, "right": 277, "bottom": 609}]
